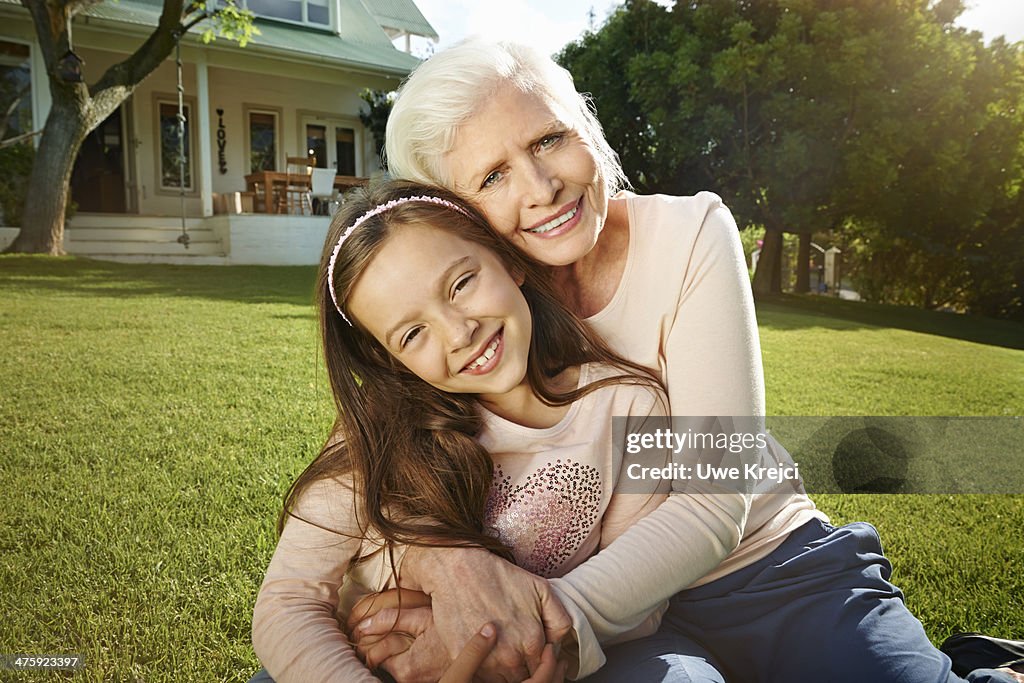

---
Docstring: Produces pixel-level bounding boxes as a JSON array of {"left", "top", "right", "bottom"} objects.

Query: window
[
  {"left": 0, "top": 40, "right": 33, "bottom": 141},
  {"left": 303, "top": 116, "right": 359, "bottom": 176},
  {"left": 247, "top": 108, "right": 279, "bottom": 172},
  {"left": 242, "top": 0, "right": 330, "bottom": 28},
  {"left": 156, "top": 97, "right": 195, "bottom": 192}
]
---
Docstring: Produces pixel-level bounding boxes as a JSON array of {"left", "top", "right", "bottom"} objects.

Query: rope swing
[{"left": 173, "top": 30, "right": 190, "bottom": 249}]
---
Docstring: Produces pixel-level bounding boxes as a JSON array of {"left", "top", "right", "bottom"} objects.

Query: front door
[{"left": 71, "top": 105, "right": 134, "bottom": 213}]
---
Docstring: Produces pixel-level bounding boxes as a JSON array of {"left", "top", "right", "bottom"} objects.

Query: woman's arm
[
  {"left": 252, "top": 477, "right": 380, "bottom": 683},
  {"left": 547, "top": 200, "right": 761, "bottom": 675},
  {"left": 359, "top": 201, "right": 761, "bottom": 679}
]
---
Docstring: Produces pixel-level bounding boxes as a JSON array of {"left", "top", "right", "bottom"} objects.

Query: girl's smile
[{"left": 460, "top": 328, "right": 504, "bottom": 375}]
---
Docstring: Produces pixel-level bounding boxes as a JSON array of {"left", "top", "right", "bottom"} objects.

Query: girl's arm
[{"left": 252, "top": 476, "right": 381, "bottom": 683}]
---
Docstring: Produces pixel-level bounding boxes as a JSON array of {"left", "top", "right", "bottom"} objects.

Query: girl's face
[
  {"left": 443, "top": 87, "right": 608, "bottom": 268},
  {"left": 347, "top": 223, "right": 533, "bottom": 403}
]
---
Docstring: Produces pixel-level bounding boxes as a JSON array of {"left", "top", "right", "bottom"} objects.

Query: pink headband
[{"left": 327, "top": 195, "right": 471, "bottom": 324}]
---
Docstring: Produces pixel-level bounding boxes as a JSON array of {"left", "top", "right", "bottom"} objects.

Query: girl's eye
[
  {"left": 401, "top": 326, "right": 423, "bottom": 348},
  {"left": 453, "top": 273, "right": 475, "bottom": 296}
]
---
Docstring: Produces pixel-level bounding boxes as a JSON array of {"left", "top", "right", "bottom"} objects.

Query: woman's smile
[{"left": 525, "top": 197, "right": 583, "bottom": 237}]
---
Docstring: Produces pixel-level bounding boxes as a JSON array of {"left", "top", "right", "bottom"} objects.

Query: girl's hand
[
  {"left": 348, "top": 587, "right": 432, "bottom": 631},
  {"left": 347, "top": 589, "right": 441, "bottom": 677}
]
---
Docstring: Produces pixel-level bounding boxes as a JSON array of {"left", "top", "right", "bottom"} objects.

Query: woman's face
[{"left": 444, "top": 87, "right": 608, "bottom": 267}]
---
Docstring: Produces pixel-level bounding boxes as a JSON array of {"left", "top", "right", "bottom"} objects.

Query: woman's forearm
[{"left": 548, "top": 488, "right": 746, "bottom": 677}]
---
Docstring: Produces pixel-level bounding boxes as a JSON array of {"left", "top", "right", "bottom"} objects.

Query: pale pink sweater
[{"left": 548, "top": 192, "right": 827, "bottom": 676}]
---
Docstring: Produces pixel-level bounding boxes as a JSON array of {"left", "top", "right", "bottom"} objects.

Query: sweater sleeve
[
  {"left": 550, "top": 199, "right": 759, "bottom": 678},
  {"left": 597, "top": 385, "right": 671, "bottom": 550},
  {"left": 252, "top": 477, "right": 382, "bottom": 683}
]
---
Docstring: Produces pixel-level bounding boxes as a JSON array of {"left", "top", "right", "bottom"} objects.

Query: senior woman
[{"left": 347, "top": 39, "right": 1024, "bottom": 683}]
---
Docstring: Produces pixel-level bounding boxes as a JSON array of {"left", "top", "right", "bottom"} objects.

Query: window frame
[
  {"left": 297, "top": 111, "right": 364, "bottom": 178},
  {"left": 153, "top": 93, "right": 199, "bottom": 196},
  {"left": 0, "top": 37, "right": 35, "bottom": 142},
  {"left": 244, "top": 104, "right": 283, "bottom": 174},
  {"left": 229, "top": 0, "right": 335, "bottom": 31}
]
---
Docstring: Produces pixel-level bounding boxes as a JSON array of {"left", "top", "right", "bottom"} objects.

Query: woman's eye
[
  {"left": 539, "top": 133, "right": 563, "bottom": 148},
  {"left": 481, "top": 170, "right": 502, "bottom": 188}
]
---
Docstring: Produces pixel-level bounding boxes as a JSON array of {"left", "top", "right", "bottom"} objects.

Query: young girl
[{"left": 250, "top": 180, "right": 672, "bottom": 682}]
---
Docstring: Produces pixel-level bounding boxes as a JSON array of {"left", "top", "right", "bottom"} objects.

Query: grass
[{"left": 1, "top": 255, "right": 1022, "bottom": 682}]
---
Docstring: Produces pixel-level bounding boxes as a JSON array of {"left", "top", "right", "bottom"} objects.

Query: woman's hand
[
  {"left": 359, "top": 547, "right": 571, "bottom": 682},
  {"left": 441, "top": 625, "right": 566, "bottom": 683},
  {"left": 348, "top": 590, "right": 566, "bottom": 683}
]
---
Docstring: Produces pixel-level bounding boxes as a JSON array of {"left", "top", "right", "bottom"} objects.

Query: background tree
[
  {"left": 359, "top": 89, "right": 394, "bottom": 169},
  {"left": 5, "top": 0, "right": 257, "bottom": 255},
  {"left": 559, "top": 0, "right": 1024, "bottom": 316}
]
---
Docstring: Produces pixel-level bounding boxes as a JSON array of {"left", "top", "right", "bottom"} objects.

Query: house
[{"left": 0, "top": 0, "right": 437, "bottom": 264}]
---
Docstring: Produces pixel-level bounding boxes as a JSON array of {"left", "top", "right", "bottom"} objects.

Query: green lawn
[{"left": 1, "top": 256, "right": 1022, "bottom": 682}]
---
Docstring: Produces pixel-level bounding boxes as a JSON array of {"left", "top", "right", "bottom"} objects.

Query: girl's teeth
[
  {"left": 468, "top": 337, "right": 500, "bottom": 369},
  {"left": 529, "top": 205, "right": 577, "bottom": 234}
]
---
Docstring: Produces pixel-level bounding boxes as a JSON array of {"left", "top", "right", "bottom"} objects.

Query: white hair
[{"left": 384, "top": 38, "right": 628, "bottom": 195}]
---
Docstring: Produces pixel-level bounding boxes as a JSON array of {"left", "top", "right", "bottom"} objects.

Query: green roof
[
  {"left": 0, "top": 0, "right": 421, "bottom": 76},
  {"left": 359, "top": 0, "right": 438, "bottom": 40}
]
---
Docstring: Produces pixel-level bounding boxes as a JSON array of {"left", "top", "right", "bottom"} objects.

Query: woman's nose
[{"left": 518, "top": 157, "right": 563, "bottom": 208}]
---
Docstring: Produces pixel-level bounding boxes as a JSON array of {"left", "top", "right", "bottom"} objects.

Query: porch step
[
  {"left": 65, "top": 219, "right": 226, "bottom": 259},
  {"left": 78, "top": 253, "right": 231, "bottom": 265},
  {"left": 69, "top": 215, "right": 206, "bottom": 230},
  {"left": 67, "top": 240, "right": 224, "bottom": 257},
  {"left": 67, "top": 227, "right": 220, "bottom": 244}
]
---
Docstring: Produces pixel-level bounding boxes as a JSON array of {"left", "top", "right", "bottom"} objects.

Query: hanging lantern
[{"left": 57, "top": 50, "right": 84, "bottom": 83}]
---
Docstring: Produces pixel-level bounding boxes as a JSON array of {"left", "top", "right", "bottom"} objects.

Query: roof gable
[{"left": 359, "top": 0, "right": 438, "bottom": 40}]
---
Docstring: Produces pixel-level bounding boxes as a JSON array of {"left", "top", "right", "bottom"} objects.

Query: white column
[
  {"left": 196, "top": 53, "right": 214, "bottom": 217},
  {"left": 31, "top": 41, "right": 52, "bottom": 135}
]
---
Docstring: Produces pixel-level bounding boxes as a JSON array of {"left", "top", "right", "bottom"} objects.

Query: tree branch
[
  {"left": 89, "top": 0, "right": 191, "bottom": 96},
  {"left": 0, "top": 129, "right": 43, "bottom": 148}
]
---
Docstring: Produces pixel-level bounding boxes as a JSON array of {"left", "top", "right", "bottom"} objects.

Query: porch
[{"left": 0, "top": 213, "right": 333, "bottom": 266}]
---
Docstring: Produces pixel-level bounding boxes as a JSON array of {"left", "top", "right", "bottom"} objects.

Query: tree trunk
[
  {"left": 5, "top": 0, "right": 194, "bottom": 254},
  {"left": 752, "top": 226, "right": 784, "bottom": 297},
  {"left": 5, "top": 93, "right": 90, "bottom": 254},
  {"left": 795, "top": 232, "right": 811, "bottom": 293}
]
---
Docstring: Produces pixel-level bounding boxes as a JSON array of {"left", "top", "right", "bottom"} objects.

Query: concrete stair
[{"left": 65, "top": 215, "right": 228, "bottom": 264}]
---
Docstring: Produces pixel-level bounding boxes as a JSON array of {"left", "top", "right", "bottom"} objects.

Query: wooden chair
[
  {"left": 275, "top": 155, "right": 313, "bottom": 215},
  {"left": 250, "top": 181, "right": 268, "bottom": 213}
]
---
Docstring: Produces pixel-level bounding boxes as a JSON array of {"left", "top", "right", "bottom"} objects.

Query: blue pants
[{"left": 584, "top": 519, "right": 1016, "bottom": 683}]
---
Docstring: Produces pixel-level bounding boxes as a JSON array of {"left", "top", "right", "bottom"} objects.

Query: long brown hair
[{"left": 281, "top": 179, "right": 662, "bottom": 564}]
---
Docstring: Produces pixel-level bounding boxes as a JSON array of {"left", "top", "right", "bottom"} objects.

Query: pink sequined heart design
[{"left": 484, "top": 459, "right": 601, "bottom": 577}]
